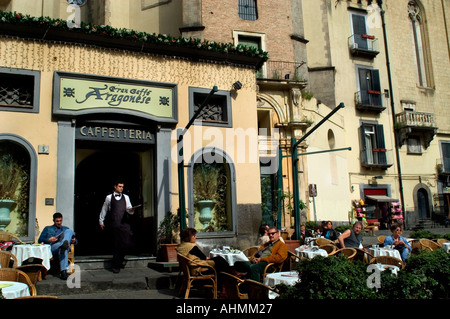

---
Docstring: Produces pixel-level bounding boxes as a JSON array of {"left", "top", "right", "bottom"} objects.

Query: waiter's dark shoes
[
  {"left": 112, "top": 267, "right": 120, "bottom": 274},
  {"left": 60, "top": 270, "right": 69, "bottom": 280},
  {"left": 121, "top": 260, "right": 127, "bottom": 269},
  {"left": 60, "top": 240, "right": 69, "bottom": 254}
]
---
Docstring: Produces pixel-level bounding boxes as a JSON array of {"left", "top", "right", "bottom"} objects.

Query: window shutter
[
  {"left": 358, "top": 68, "right": 369, "bottom": 105},
  {"left": 360, "top": 124, "right": 367, "bottom": 164},
  {"left": 375, "top": 124, "right": 387, "bottom": 164},
  {"left": 352, "top": 14, "right": 368, "bottom": 49},
  {"left": 370, "top": 70, "right": 382, "bottom": 106}
]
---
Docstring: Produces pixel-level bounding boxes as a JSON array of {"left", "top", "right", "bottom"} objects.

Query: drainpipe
[{"left": 378, "top": 1, "right": 406, "bottom": 222}]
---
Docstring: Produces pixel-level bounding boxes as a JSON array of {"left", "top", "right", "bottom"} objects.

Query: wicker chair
[
  {"left": 315, "top": 238, "right": 334, "bottom": 246},
  {"left": 0, "top": 231, "right": 25, "bottom": 244},
  {"left": 370, "top": 256, "right": 405, "bottom": 270},
  {"left": 329, "top": 248, "right": 357, "bottom": 260},
  {"left": 0, "top": 268, "right": 37, "bottom": 296},
  {"left": 242, "top": 246, "right": 259, "bottom": 258},
  {"left": 220, "top": 272, "right": 247, "bottom": 299},
  {"left": 15, "top": 295, "right": 59, "bottom": 299},
  {"left": 319, "top": 244, "right": 337, "bottom": 255},
  {"left": 353, "top": 248, "right": 375, "bottom": 263},
  {"left": 16, "top": 264, "right": 48, "bottom": 285},
  {"left": 436, "top": 238, "right": 449, "bottom": 245},
  {"left": 377, "top": 236, "right": 386, "bottom": 245},
  {"left": 244, "top": 279, "right": 279, "bottom": 299},
  {"left": 177, "top": 253, "right": 217, "bottom": 299},
  {"left": 0, "top": 250, "right": 18, "bottom": 268},
  {"left": 419, "top": 238, "right": 441, "bottom": 251}
]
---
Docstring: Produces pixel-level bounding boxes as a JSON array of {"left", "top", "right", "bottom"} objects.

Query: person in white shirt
[{"left": 99, "top": 180, "right": 135, "bottom": 273}]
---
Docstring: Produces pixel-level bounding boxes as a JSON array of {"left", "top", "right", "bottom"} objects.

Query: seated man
[
  {"left": 338, "top": 221, "right": 363, "bottom": 249},
  {"left": 234, "top": 226, "right": 287, "bottom": 282},
  {"left": 38, "top": 212, "right": 76, "bottom": 280}
]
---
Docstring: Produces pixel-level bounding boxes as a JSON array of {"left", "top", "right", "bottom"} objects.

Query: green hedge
[{"left": 277, "top": 249, "right": 450, "bottom": 299}]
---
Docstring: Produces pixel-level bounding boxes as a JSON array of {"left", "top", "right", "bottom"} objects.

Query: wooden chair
[
  {"left": 0, "top": 250, "right": 18, "bottom": 268},
  {"left": 377, "top": 235, "right": 386, "bottom": 245},
  {"left": 220, "top": 272, "right": 247, "bottom": 299},
  {"left": 244, "top": 279, "right": 278, "bottom": 299},
  {"left": 177, "top": 253, "right": 217, "bottom": 299},
  {"left": 419, "top": 238, "right": 441, "bottom": 251},
  {"left": 0, "top": 268, "right": 37, "bottom": 296},
  {"left": 315, "top": 238, "right": 333, "bottom": 246},
  {"left": 370, "top": 256, "right": 405, "bottom": 270},
  {"left": 16, "top": 264, "right": 48, "bottom": 285},
  {"left": 329, "top": 248, "right": 357, "bottom": 260},
  {"left": 353, "top": 248, "right": 375, "bottom": 263},
  {"left": 242, "top": 246, "right": 259, "bottom": 258},
  {"left": 318, "top": 244, "right": 337, "bottom": 255},
  {"left": 0, "top": 231, "right": 26, "bottom": 245}
]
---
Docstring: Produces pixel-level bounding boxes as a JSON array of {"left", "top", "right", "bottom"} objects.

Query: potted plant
[
  {"left": 193, "top": 164, "right": 221, "bottom": 231},
  {"left": 157, "top": 212, "right": 179, "bottom": 262},
  {"left": 0, "top": 151, "right": 29, "bottom": 231}
]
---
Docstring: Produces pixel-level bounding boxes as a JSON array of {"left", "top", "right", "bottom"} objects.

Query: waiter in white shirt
[{"left": 99, "top": 180, "right": 135, "bottom": 273}]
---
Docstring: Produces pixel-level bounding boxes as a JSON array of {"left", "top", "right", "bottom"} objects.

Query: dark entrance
[
  {"left": 417, "top": 188, "right": 430, "bottom": 219},
  {"left": 74, "top": 142, "right": 152, "bottom": 256}
]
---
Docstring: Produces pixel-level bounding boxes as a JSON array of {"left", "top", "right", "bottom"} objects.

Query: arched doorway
[
  {"left": 74, "top": 146, "right": 152, "bottom": 256},
  {"left": 417, "top": 188, "right": 430, "bottom": 219}
]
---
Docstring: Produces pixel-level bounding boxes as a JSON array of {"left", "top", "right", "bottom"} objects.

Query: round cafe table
[
  {"left": 368, "top": 246, "right": 401, "bottom": 260},
  {"left": 442, "top": 242, "right": 450, "bottom": 253},
  {"left": 11, "top": 244, "right": 52, "bottom": 270},
  {"left": 0, "top": 281, "right": 31, "bottom": 299},
  {"left": 295, "top": 246, "right": 328, "bottom": 259},
  {"left": 264, "top": 271, "right": 300, "bottom": 299},
  {"left": 209, "top": 250, "right": 249, "bottom": 266}
]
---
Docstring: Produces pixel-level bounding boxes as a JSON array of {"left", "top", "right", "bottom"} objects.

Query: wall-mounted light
[{"left": 232, "top": 81, "right": 242, "bottom": 91}]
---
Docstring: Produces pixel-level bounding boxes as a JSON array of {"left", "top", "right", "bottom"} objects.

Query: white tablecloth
[
  {"left": 0, "top": 281, "right": 30, "bottom": 299},
  {"left": 369, "top": 247, "right": 401, "bottom": 260},
  {"left": 295, "top": 246, "right": 328, "bottom": 259},
  {"left": 264, "top": 271, "right": 300, "bottom": 299},
  {"left": 12, "top": 244, "right": 52, "bottom": 270},
  {"left": 442, "top": 242, "right": 450, "bottom": 253},
  {"left": 209, "top": 250, "right": 249, "bottom": 266},
  {"left": 373, "top": 263, "right": 400, "bottom": 275}
]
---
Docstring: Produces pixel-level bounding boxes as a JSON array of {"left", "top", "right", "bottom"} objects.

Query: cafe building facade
[{"left": 0, "top": 11, "right": 267, "bottom": 255}]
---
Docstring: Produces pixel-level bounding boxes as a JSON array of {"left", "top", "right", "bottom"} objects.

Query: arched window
[
  {"left": 0, "top": 135, "right": 36, "bottom": 241},
  {"left": 408, "top": 1, "right": 433, "bottom": 88},
  {"left": 188, "top": 148, "right": 236, "bottom": 236}
]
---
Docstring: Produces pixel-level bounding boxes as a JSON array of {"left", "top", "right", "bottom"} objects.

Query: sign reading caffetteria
[
  {"left": 53, "top": 72, "right": 177, "bottom": 123},
  {"left": 76, "top": 125, "right": 155, "bottom": 144}
]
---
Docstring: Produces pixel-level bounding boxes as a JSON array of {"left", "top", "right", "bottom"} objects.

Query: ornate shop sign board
[{"left": 53, "top": 72, "right": 177, "bottom": 123}]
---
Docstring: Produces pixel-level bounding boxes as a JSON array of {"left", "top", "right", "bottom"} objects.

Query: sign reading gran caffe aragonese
[{"left": 53, "top": 72, "right": 177, "bottom": 123}]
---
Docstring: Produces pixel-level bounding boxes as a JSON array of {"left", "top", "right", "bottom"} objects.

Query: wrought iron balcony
[
  {"left": 355, "top": 90, "right": 385, "bottom": 112},
  {"left": 348, "top": 34, "right": 380, "bottom": 59},
  {"left": 257, "top": 60, "right": 307, "bottom": 82},
  {"left": 360, "top": 148, "right": 393, "bottom": 169}
]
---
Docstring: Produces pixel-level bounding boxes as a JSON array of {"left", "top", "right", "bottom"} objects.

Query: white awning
[{"left": 366, "top": 195, "right": 399, "bottom": 203}]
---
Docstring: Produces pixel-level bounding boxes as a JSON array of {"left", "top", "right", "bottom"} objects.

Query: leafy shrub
[
  {"left": 335, "top": 224, "right": 352, "bottom": 234},
  {"left": 277, "top": 249, "right": 450, "bottom": 299},
  {"left": 409, "top": 230, "right": 441, "bottom": 240},
  {"left": 305, "top": 221, "right": 317, "bottom": 231},
  {"left": 277, "top": 256, "right": 377, "bottom": 299}
]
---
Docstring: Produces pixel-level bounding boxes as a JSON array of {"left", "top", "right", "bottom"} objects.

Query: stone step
[{"left": 74, "top": 255, "right": 157, "bottom": 270}]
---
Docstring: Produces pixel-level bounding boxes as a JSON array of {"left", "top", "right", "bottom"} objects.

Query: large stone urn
[
  {"left": 197, "top": 200, "right": 215, "bottom": 230},
  {"left": 0, "top": 199, "right": 16, "bottom": 230}
]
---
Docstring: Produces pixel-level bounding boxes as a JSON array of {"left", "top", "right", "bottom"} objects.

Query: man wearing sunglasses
[{"left": 234, "top": 226, "right": 287, "bottom": 282}]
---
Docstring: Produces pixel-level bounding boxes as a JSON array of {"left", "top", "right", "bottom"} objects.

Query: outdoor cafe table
[
  {"left": 264, "top": 271, "right": 300, "bottom": 299},
  {"left": 295, "top": 246, "right": 328, "bottom": 259},
  {"left": 209, "top": 249, "right": 249, "bottom": 266},
  {"left": 0, "top": 281, "right": 30, "bottom": 299},
  {"left": 368, "top": 246, "right": 401, "bottom": 260},
  {"left": 12, "top": 244, "right": 52, "bottom": 270},
  {"left": 442, "top": 242, "right": 450, "bottom": 253}
]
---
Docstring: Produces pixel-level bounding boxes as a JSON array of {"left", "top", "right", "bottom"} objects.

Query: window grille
[
  {"left": 238, "top": 0, "right": 258, "bottom": 21},
  {"left": 0, "top": 74, "right": 34, "bottom": 108}
]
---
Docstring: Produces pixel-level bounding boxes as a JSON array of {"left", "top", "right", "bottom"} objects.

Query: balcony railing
[
  {"left": 355, "top": 90, "right": 385, "bottom": 112},
  {"left": 348, "top": 34, "right": 379, "bottom": 59},
  {"left": 360, "top": 148, "right": 393, "bottom": 169},
  {"left": 257, "top": 60, "right": 306, "bottom": 81},
  {"left": 395, "top": 111, "right": 435, "bottom": 128}
]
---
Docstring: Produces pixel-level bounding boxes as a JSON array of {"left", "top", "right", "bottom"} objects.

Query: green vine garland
[{"left": 0, "top": 11, "right": 269, "bottom": 61}]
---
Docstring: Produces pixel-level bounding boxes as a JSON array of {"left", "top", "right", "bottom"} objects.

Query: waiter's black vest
[{"left": 110, "top": 194, "right": 126, "bottom": 226}]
